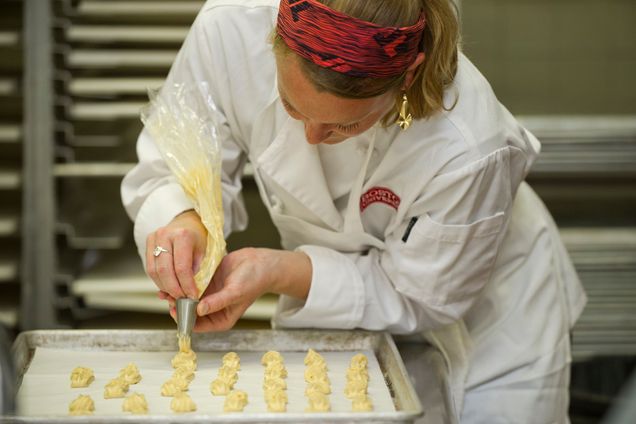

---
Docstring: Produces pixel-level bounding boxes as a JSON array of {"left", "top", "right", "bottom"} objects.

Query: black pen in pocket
[{"left": 402, "top": 217, "right": 419, "bottom": 242}]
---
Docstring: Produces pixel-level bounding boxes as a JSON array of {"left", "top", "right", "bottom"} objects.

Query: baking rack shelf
[
  {"left": 76, "top": 1, "right": 203, "bottom": 20},
  {"left": 0, "top": 254, "right": 18, "bottom": 282},
  {"left": 0, "top": 212, "right": 19, "bottom": 237},
  {"left": 563, "top": 227, "right": 636, "bottom": 359},
  {"left": 66, "top": 25, "right": 189, "bottom": 44},
  {"left": 0, "top": 124, "right": 21, "bottom": 143},
  {"left": 522, "top": 116, "right": 636, "bottom": 176},
  {"left": 69, "top": 77, "right": 164, "bottom": 96}
]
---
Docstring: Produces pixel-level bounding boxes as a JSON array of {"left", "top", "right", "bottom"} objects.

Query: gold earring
[{"left": 396, "top": 93, "right": 412, "bottom": 130}]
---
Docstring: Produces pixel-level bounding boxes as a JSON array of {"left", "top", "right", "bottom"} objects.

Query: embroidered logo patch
[{"left": 360, "top": 187, "right": 401, "bottom": 212}]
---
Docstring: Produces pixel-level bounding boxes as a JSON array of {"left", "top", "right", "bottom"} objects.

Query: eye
[
  {"left": 281, "top": 99, "right": 299, "bottom": 117},
  {"left": 336, "top": 122, "right": 360, "bottom": 133}
]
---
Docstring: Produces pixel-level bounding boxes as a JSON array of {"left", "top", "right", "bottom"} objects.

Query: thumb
[{"left": 197, "top": 288, "right": 237, "bottom": 316}]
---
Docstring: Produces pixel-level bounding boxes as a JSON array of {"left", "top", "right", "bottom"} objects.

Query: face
[{"left": 276, "top": 54, "right": 395, "bottom": 145}]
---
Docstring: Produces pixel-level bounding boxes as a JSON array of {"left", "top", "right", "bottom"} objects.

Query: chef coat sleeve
[
  {"left": 120, "top": 11, "right": 249, "bottom": 264},
  {"left": 274, "top": 145, "right": 530, "bottom": 334}
]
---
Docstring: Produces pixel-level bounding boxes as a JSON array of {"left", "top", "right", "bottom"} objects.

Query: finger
[
  {"left": 197, "top": 289, "right": 240, "bottom": 317},
  {"left": 169, "top": 307, "right": 177, "bottom": 322},
  {"left": 192, "top": 250, "right": 204, "bottom": 276},
  {"left": 197, "top": 276, "right": 239, "bottom": 316},
  {"left": 154, "top": 235, "right": 186, "bottom": 299},
  {"left": 157, "top": 291, "right": 176, "bottom": 303},
  {"left": 145, "top": 233, "right": 161, "bottom": 289},
  {"left": 194, "top": 298, "right": 252, "bottom": 333},
  {"left": 172, "top": 232, "right": 199, "bottom": 299},
  {"left": 193, "top": 309, "right": 235, "bottom": 333},
  {"left": 158, "top": 291, "right": 176, "bottom": 310}
]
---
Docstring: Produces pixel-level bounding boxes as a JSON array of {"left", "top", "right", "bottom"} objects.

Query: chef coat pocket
[{"left": 395, "top": 212, "right": 506, "bottom": 307}]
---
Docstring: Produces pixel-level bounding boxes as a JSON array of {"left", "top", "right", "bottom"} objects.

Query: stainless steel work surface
[{"left": 10, "top": 329, "right": 424, "bottom": 423}]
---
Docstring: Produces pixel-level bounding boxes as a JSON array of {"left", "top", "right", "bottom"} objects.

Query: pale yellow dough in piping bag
[{"left": 141, "top": 83, "right": 226, "bottom": 297}]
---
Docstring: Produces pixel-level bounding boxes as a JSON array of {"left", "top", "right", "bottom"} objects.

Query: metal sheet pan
[{"left": 9, "top": 329, "right": 424, "bottom": 423}]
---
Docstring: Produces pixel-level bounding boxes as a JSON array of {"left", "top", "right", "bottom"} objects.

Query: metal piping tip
[{"left": 176, "top": 298, "right": 199, "bottom": 338}]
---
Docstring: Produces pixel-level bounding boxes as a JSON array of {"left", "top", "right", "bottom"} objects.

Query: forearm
[
  {"left": 273, "top": 244, "right": 479, "bottom": 333},
  {"left": 268, "top": 249, "right": 312, "bottom": 300}
]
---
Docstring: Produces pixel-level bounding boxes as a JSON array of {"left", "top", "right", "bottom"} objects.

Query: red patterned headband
[{"left": 277, "top": 0, "right": 426, "bottom": 78}]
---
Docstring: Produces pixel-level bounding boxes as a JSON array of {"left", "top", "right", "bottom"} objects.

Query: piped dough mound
[
  {"left": 104, "top": 378, "right": 129, "bottom": 399},
  {"left": 351, "top": 394, "right": 373, "bottom": 412},
  {"left": 122, "top": 392, "right": 148, "bottom": 414},
  {"left": 261, "top": 350, "right": 283, "bottom": 366},
  {"left": 305, "top": 392, "right": 330, "bottom": 412},
  {"left": 265, "top": 388, "right": 287, "bottom": 412},
  {"left": 69, "top": 394, "right": 95, "bottom": 416},
  {"left": 171, "top": 350, "right": 197, "bottom": 370},
  {"left": 223, "top": 390, "right": 248, "bottom": 412},
  {"left": 70, "top": 367, "right": 94, "bottom": 388},
  {"left": 222, "top": 352, "right": 241, "bottom": 370},
  {"left": 161, "top": 375, "right": 189, "bottom": 397},
  {"left": 119, "top": 363, "right": 142, "bottom": 385},
  {"left": 170, "top": 392, "right": 197, "bottom": 413}
]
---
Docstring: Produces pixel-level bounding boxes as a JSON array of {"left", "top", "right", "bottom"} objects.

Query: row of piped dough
[
  {"left": 162, "top": 335, "right": 197, "bottom": 412},
  {"left": 211, "top": 351, "right": 248, "bottom": 413},
  {"left": 262, "top": 350, "right": 287, "bottom": 412},
  {"left": 345, "top": 353, "right": 373, "bottom": 411},
  {"left": 304, "top": 348, "right": 331, "bottom": 412}
]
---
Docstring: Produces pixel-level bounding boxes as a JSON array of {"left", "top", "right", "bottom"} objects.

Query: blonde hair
[{"left": 273, "top": 0, "right": 461, "bottom": 124}]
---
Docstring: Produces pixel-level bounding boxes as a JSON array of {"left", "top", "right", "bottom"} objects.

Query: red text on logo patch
[{"left": 360, "top": 187, "right": 401, "bottom": 212}]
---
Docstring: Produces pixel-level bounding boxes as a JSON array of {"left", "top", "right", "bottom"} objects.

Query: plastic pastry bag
[{"left": 141, "top": 83, "right": 226, "bottom": 298}]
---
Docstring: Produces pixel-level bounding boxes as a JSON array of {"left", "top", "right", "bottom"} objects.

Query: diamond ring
[{"left": 153, "top": 246, "right": 170, "bottom": 257}]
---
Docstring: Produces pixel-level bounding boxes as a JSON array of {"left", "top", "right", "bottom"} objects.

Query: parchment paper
[{"left": 17, "top": 347, "right": 395, "bottom": 417}]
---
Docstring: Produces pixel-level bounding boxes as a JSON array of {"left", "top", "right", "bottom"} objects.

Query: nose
[{"left": 304, "top": 122, "right": 332, "bottom": 145}]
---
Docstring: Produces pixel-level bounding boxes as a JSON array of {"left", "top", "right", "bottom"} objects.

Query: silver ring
[{"left": 153, "top": 245, "right": 170, "bottom": 257}]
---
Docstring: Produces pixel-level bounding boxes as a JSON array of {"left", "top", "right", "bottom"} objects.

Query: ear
[{"left": 402, "top": 52, "right": 426, "bottom": 90}]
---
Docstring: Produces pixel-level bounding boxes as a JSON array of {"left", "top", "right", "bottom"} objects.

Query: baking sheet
[
  {"left": 17, "top": 347, "right": 394, "bottom": 417},
  {"left": 11, "top": 329, "right": 424, "bottom": 422}
]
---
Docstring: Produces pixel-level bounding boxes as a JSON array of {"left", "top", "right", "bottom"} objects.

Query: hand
[
  {"left": 146, "top": 210, "right": 207, "bottom": 300},
  {"left": 192, "top": 248, "right": 312, "bottom": 332}
]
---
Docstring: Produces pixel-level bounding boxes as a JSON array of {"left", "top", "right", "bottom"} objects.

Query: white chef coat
[{"left": 121, "top": 0, "right": 587, "bottom": 422}]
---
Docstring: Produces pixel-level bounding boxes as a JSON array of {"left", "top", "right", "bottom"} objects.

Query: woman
[{"left": 121, "top": 0, "right": 586, "bottom": 421}]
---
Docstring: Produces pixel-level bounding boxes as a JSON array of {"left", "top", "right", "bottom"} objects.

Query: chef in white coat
[{"left": 121, "top": 0, "right": 587, "bottom": 422}]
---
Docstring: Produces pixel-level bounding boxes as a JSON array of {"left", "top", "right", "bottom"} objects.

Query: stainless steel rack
[
  {"left": 59, "top": 0, "right": 206, "bottom": 326},
  {"left": 524, "top": 117, "right": 636, "bottom": 359},
  {"left": 1, "top": 0, "right": 23, "bottom": 330}
]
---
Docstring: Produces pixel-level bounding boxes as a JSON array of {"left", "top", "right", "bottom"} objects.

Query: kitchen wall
[{"left": 462, "top": 0, "right": 636, "bottom": 115}]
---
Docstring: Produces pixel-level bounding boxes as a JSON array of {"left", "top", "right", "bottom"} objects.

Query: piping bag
[{"left": 141, "top": 83, "right": 226, "bottom": 348}]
